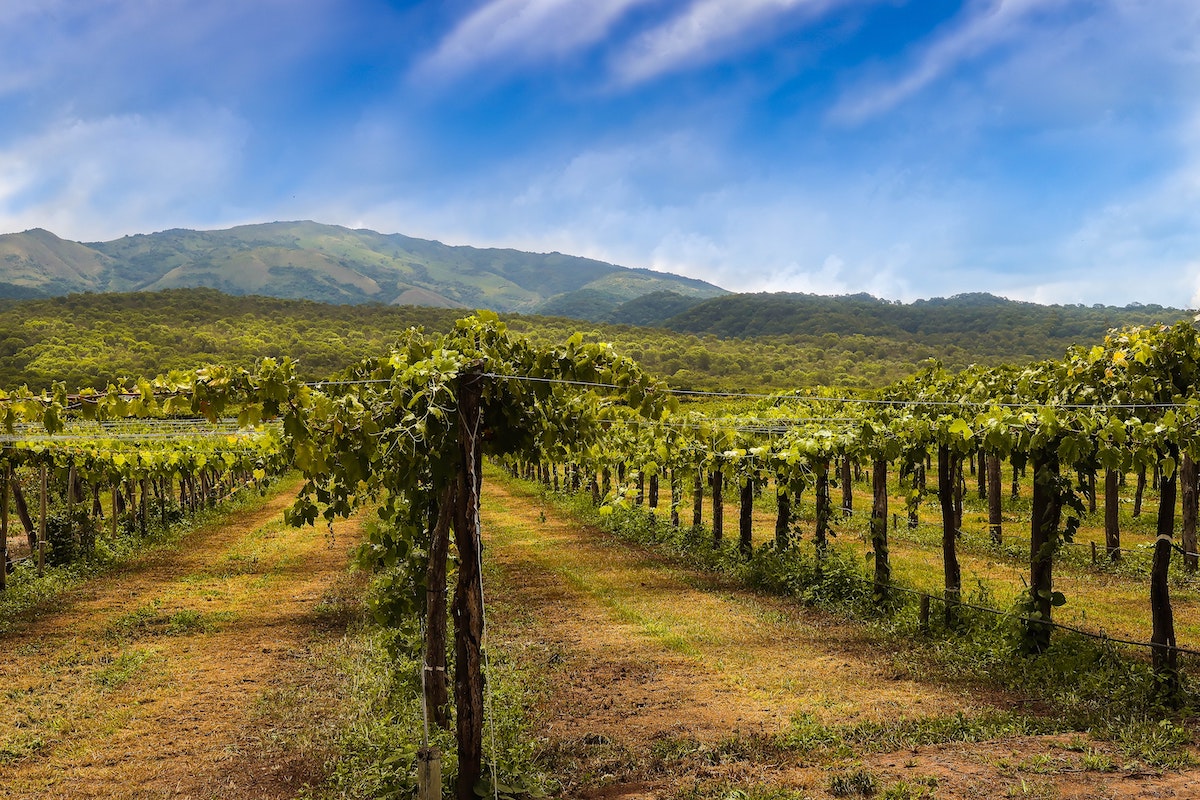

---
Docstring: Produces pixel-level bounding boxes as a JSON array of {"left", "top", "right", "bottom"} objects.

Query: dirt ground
[
  {"left": 0, "top": 481, "right": 362, "bottom": 799},
  {"left": 482, "top": 477, "right": 1200, "bottom": 800}
]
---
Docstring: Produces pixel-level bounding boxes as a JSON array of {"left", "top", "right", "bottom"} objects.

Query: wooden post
[
  {"left": 1104, "top": 469, "right": 1121, "bottom": 562},
  {"left": 1027, "top": 450, "right": 1062, "bottom": 654},
  {"left": 37, "top": 540, "right": 45, "bottom": 577},
  {"left": 711, "top": 467, "right": 724, "bottom": 544},
  {"left": 1133, "top": 466, "right": 1146, "bottom": 517},
  {"left": 692, "top": 470, "right": 703, "bottom": 527},
  {"left": 815, "top": 459, "right": 831, "bottom": 560},
  {"left": 39, "top": 463, "right": 47, "bottom": 554},
  {"left": 111, "top": 486, "right": 119, "bottom": 538},
  {"left": 775, "top": 481, "right": 792, "bottom": 550},
  {"left": 669, "top": 470, "right": 680, "bottom": 527},
  {"left": 738, "top": 478, "right": 753, "bottom": 559},
  {"left": 840, "top": 455, "right": 852, "bottom": 518},
  {"left": 1151, "top": 446, "right": 1179, "bottom": 697},
  {"left": 451, "top": 366, "right": 486, "bottom": 800},
  {"left": 648, "top": 473, "right": 659, "bottom": 510},
  {"left": 938, "top": 445, "right": 961, "bottom": 627},
  {"left": 870, "top": 456, "right": 890, "bottom": 606},
  {"left": 417, "top": 746, "right": 442, "bottom": 800},
  {"left": 987, "top": 454, "right": 1002, "bottom": 545}
]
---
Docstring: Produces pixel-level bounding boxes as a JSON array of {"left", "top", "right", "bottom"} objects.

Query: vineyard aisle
[
  {"left": 483, "top": 475, "right": 1200, "bottom": 800},
  {"left": 0, "top": 478, "right": 363, "bottom": 799}
]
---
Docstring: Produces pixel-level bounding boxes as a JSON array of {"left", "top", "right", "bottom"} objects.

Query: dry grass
[{"left": 0, "top": 479, "right": 365, "bottom": 799}]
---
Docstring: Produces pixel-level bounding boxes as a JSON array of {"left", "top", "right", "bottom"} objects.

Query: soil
[
  {"left": 0, "top": 480, "right": 362, "bottom": 799},
  {"left": 483, "top": 477, "right": 1200, "bottom": 800}
]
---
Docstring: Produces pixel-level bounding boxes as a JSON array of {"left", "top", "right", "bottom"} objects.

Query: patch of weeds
[
  {"left": 776, "top": 713, "right": 850, "bottom": 757},
  {"left": 0, "top": 732, "right": 48, "bottom": 763},
  {"left": 1005, "top": 777, "right": 1057, "bottom": 798},
  {"left": 777, "top": 711, "right": 1058, "bottom": 760},
  {"left": 94, "top": 648, "right": 153, "bottom": 689},
  {"left": 300, "top": 619, "right": 554, "bottom": 800},
  {"left": 1079, "top": 748, "right": 1116, "bottom": 772},
  {"left": 828, "top": 767, "right": 878, "bottom": 797},
  {"left": 106, "top": 601, "right": 230, "bottom": 639},
  {"left": 1098, "top": 716, "right": 1194, "bottom": 769},
  {"left": 1016, "top": 754, "right": 1062, "bottom": 774},
  {"left": 672, "top": 785, "right": 810, "bottom": 800},
  {"left": 880, "top": 776, "right": 938, "bottom": 800}
]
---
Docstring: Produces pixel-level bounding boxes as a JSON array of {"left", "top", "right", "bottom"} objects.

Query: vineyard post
[
  {"left": 451, "top": 365, "right": 486, "bottom": 800},
  {"left": 840, "top": 456, "right": 852, "bottom": 518},
  {"left": 38, "top": 463, "right": 47, "bottom": 557},
  {"left": 711, "top": 465, "right": 723, "bottom": 545},
  {"left": 1151, "top": 446, "right": 1180, "bottom": 696},
  {"left": 937, "top": 445, "right": 961, "bottom": 626},
  {"left": 870, "top": 456, "right": 889, "bottom": 606},
  {"left": 774, "top": 479, "right": 791, "bottom": 550},
  {"left": 1104, "top": 470, "right": 1120, "bottom": 562},
  {"left": 738, "top": 477, "right": 753, "bottom": 559},
  {"left": 814, "top": 459, "right": 830, "bottom": 561},
  {"left": 648, "top": 473, "right": 659, "bottom": 509},
  {"left": 1133, "top": 466, "right": 1146, "bottom": 517},
  {"left": 111, "top": 486, "right": 119, "bottom": 539},
  {"left": 1026, "top": 450, "right": 1062, "bottom": 654},
  {"left": 692, "top": 470, "right": 703, "bottom": 527},
  {"left": 977, "top": 448, "right": 987, "bottom": 500},
  {"left": 986, "top": 454, "right": 1002, "bottom": 545},
  {"left": 669, "top": 469, "right": 680, "bottom": 527}
]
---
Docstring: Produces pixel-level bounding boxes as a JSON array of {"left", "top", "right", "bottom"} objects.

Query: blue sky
[{"left": 1, "top": 1, "right": 1198, "bottom": 307}]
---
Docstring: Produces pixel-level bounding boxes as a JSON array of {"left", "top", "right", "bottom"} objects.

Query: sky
[{"left": 1, "top": 0, "right": 1199, "bottom": 307}]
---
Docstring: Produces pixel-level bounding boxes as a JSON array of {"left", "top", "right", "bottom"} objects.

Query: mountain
[
  {"left": 658, "top": 291, "right": 1191, "bottom": 363},
  {"left": 0, "top": 221, "right": 726, "bottom": 317}
]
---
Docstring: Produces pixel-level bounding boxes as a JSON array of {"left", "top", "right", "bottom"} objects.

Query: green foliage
[{"left": 828, "top": 767, "right": 878, "bottom": 797}]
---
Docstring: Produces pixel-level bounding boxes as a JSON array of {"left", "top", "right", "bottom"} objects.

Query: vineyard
[{"left": 2, "top": 313, "right": 1200, "bottom": 796}]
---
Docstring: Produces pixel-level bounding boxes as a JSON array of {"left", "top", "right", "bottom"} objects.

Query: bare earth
[
  {"left": 482, "top": 477, "right": 1200, "bottom": 800},
  {"left": 0, "top": 481, "right": 361, "bottom": 799}
]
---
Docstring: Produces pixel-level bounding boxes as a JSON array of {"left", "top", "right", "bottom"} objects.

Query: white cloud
[
  {"left": 610, "top": 0, "right": 832, "bottom": 85},
  {"left": 832, "top": 0, "right": 1200, "bottom": 126},
  {"left": 831, "top": 0, "right": 1059, "bottom": 123},
  {"left": 415, "top": 0, "right": 651, "bottom": 81},
  {"left": 0, "top": 107, "right": 249, "bottom": 240}
]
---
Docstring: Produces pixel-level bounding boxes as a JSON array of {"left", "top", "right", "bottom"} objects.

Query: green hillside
[
  {"left": 0, "top": 221, "right": 726, "bottom": 316},
  {"left": 662, "top": 291, "right": 1191, "bottom": 363},
  {"left": 0, "top": 288, "right": 1190, "bottom": 394}
]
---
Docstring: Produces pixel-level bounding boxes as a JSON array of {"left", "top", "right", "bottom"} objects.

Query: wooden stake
[
  {"left": 417, "top": 746, "right": 442, "bottom": 800},
  {"left": 452, "top": 365, "right": 486, "bottom": 800}
]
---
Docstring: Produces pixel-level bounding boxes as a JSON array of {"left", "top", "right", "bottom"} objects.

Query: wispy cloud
[
  {"left": 610, "top": 0, "right": 833, "bottom": 86},
  {"left": 0, "top": 107, "right": 249, "bottom": 240},
  {"left": 830, "top": 0, "right": 1058, "bottom": 124},
  {"left": 415, "top": 0, "right": 651, "bottom": 81}
]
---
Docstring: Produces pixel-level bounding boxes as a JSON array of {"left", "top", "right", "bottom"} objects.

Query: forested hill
[
  {"left": 0, "top": 220, "right": 724, "bottom": 316},
  {"left": 659, "top": 291, "right": 1191, "bottom": 363},
  {"left": 1, "top": 288, "right": 1194, "bottom": 394}
]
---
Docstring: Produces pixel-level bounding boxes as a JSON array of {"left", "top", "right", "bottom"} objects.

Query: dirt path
[
  {"left": 0, "top": 480, "right": 362, "bottom": 799},
  {"left": 483, "top": 476, "right": 1200, "bottom": 800}
]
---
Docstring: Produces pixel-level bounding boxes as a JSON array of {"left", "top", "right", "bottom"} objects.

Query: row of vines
[{"left": 0, "top": 314, "right": 1199, "bottom": 795}]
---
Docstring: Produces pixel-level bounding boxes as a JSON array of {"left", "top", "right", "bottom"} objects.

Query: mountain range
[{"left": 0, "top": 220, "right": 725, "bottom": 317}]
